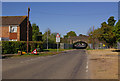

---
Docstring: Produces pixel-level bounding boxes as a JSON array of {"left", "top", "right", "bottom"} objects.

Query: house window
[{"left": 9, "top": 26, "right": 17, "bottom": 33}]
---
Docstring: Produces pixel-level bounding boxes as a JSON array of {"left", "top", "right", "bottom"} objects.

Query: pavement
[
  {"left": 88, "top": 49, "right": 118, "bottom": 79},
  {"left": 2, "top": 49, "right": 89, "bottom": 79}
]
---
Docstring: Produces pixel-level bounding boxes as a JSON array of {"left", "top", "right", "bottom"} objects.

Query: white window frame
[{"left": 9, "top": 25, "right": 17, "bottom": 33}]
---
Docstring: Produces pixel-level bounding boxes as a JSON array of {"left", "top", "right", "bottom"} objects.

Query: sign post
[
  {"left": 27, "top": 7, "right": 30, "bottom": 54},
  {"left": 56, "top": 33, "right": 60, "bottom": 52}
]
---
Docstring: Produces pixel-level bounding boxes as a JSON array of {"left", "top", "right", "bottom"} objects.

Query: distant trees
[
  {"left": 108, "top": 16, "right": 116, "bottom": 27},
  {"left": 79, "top": 34, "right": 87, "bottom": 37},
  {"left": 42, "top": 28, "right": 51, "bottom": 44},
  {"left": 64, "top": 31, "right": 77, "bottom": 38},
  {"left": 42, "top": 28, "right": 59, "bottom": 44},
  {"left": 88, "top": 16, "right": 117, "bottom": 47}
]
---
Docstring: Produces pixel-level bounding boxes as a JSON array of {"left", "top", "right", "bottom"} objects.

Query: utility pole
[
  {"left": 27, "top": 7, "right": 30, "bottom": 54},
  {"left": 47, "top": 29, "right": 48, "bottom": 49},
  {"left": 57, "top": 42, "right": 58, "bottom": 52},
  {"left": 93, "top": 25, "right": 95, "bottom": 49}
]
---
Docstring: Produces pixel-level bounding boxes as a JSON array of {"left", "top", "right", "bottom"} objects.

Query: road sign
[
  {"left": 56, "top": 33, "right": 60, "bottom": 52},
  {"left": 31, "top": 49, "right": 37, "bottom": 54},
  {"left": 56, "top": 33, "right": 60, "bottom": 43}
]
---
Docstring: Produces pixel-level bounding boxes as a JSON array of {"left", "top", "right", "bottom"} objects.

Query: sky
[
  {"left": 1, "top": 0, "right": 120, "bottom": 2},
  {"left": 2, "top": 2, "right": 118, "bottom": 36}
]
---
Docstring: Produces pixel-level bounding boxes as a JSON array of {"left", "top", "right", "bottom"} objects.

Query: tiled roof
[{"left": 1, "top": 16, "right": 27, "bottom": 25}]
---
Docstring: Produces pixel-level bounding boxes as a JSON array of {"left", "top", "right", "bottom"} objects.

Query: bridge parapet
[{"left": 67, "top": 36, "right": 89, "bottom": 44}]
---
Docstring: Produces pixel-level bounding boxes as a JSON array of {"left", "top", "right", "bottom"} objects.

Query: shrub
[{"left": 2, "top": 41, "right": 43, "bottom": 54}]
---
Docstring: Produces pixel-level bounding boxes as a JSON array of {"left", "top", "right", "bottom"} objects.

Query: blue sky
[{"left": 2, "top": 2, "right": 118, "bottom": 36}]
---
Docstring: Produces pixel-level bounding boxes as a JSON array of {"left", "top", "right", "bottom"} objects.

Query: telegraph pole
[
  {"left": 27, "top": 7, "right": 30, "bottom": 54},
  {"left": 47, "top": 29, "right": 48, "bottom": 49},
  {"left": 93, "top": 25, "right": 95, "bottom": 49}
]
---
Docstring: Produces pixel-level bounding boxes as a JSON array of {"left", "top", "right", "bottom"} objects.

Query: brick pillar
[{"left": 17, "top": 26, "right": 20, "bottom": 41}]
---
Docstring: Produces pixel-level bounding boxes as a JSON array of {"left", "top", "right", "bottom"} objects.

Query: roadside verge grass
[
  {"left": 43, "top": 49, "right": 72, "bottom": 52},
  {"left": 2, "top": 49, "right": 73, "bottom": 58}
]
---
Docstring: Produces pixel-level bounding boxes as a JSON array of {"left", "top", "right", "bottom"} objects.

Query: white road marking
[
  {"left": 86, "top": 70, "right": 88, "bottom": 72},
  {"left": 86, "top": 61, "right": 89, "bottom": 72},
  {"left": 86, "top": 61, "right": 88, "bottom": 68},
  {"left": 86, "top": 65, "right": 88, "bottom": 69}
]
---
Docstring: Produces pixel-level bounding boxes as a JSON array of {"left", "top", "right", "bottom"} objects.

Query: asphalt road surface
[{"left": 2, "top": 49, "right": 89, "bottom": 79}]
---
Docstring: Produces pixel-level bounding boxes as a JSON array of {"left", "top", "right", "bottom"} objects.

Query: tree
[
  {"left": 88, "top": 16, "right": 116, "bottom": 47},
  {"left": 50, "top": 33, "right": 58, "bottom": 43},
  {"left": 107, "top": 16, "right": 116, "bottom": 27},
  {"left": 42, "top": 28, "right": 59, "bottom": 44},
  {"left": 100, "top": 23, "right": 116, "bottom": 46},
  {"left": 32, "top": 23, "right": 40, "bottom": 41},
  {"left": 64, "top": 31, "right": 77, "bottom": 38},
  {"left": 42, "top": 28, "right": 51, "bottom": 43},
  {"left": 101, "top": 22, "right": 107, "bottom": 27},
  {"left": 114, "top": 20, "right": 120, "bottom": 42}
]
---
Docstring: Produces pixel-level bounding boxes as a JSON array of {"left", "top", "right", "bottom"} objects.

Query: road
[{"left": 2, "top": 49, "right": 89, "bottom": 79}]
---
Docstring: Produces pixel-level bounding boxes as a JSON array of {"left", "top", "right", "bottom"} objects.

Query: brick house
[{"left": 0, "top": 16, "right": 32, "bottom": 41}]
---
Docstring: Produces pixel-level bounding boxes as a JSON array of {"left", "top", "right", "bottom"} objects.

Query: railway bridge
[{"left": 63, "top": 35, "right": 101, "bottom": 49}]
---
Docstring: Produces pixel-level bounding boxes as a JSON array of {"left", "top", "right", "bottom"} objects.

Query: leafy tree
[
  {"left": 88, "top": 16, "right": 116, "bottom": 47},
  {"left": 107, "top": 16, "right": 116, "bottom": 27},
  {"left": 101, "top": 22, "right": 107, "bottom": 26},
  {"left": 32, "top": 23, "right": 40, "bottom": 41},
  {"left": 42, "top": 28, "right": 59, "bottom": 44},
  {"left": 64, "top": 31, "right": 77, "bottom": 38},
  {"left": 100, "top": 23, "right": 116, "bottom": 46},
  {"left": 49, "top": 33, "right": 58, "bottom": 43},
  {"left": 42, "top": 28, "right": 51, "bottom": 43},
  {"left": 79, "top": 34, "right": 82, "bottom": 36},
  {"left": 114, "top": 20, "right": 120, "bottom": 42}
]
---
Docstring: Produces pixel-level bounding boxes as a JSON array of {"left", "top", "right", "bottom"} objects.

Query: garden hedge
[{"left": 2, "top": 41, "right": 43, "bottom": 54}]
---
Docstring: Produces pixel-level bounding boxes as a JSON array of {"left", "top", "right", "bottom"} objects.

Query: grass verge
[{"left": 2, "top": 49, "right": 73, "bottom": 58}]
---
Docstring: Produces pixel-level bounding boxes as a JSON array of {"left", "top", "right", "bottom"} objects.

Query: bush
[{"left": 2, "top": 41, "right": 43, "bottom": 54}]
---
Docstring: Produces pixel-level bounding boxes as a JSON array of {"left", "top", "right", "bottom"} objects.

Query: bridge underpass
[
  {"left": 67, "top": 36, "right": 89, "bottom": 49},
  {"left": 61, "top": 36, "right": 89, "bottom": 49},
  {"left": 73, "top": 41, "right": 88, "bottom": 49},
  {"left": 62, "top": 35, "right": 102, "bottom": 49}
]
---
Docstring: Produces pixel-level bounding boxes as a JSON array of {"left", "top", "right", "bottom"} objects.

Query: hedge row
[{"left": 2, "top": 41, "right": 43, "bottom": 54}]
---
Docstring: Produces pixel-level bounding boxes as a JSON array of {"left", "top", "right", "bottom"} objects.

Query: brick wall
[
  {"left": 1, "top": 26, "right": 9, "bottom": 38},
  {"left": 17, "top": 26, "right": 20, "bottom": 41},
  {"left": 0, "top": 27, "right": 2, "bottom": 37}
]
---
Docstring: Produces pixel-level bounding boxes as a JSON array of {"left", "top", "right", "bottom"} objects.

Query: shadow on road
[{"left": 112, "top": 50, "right": 120, "bottom": 52}]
